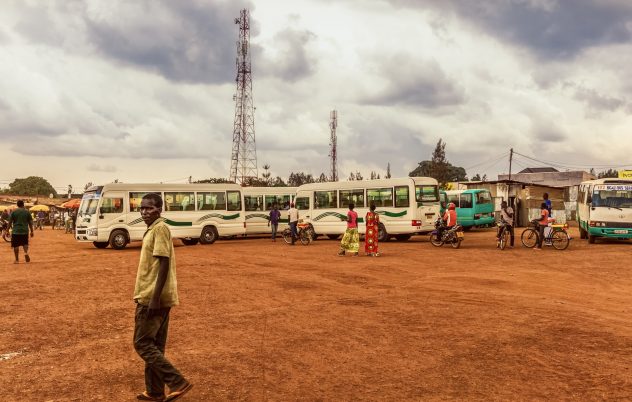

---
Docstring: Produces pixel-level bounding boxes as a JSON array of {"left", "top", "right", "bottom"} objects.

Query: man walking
[
  {"left": 268, "top": 203, "right": 281, "bottom": 242},
  {"left": 288, "top": 202, "right": 299, "bottom": 245},
  {"left": 133, "top": 193, "right": 192, "bottom": 402},
  {"left": 9, "top": 200, "right": 34, "bottom": 264}
]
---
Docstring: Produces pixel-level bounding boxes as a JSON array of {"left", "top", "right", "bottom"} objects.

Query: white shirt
[
  {"left": 500, "top": 207, "right": 514, "bottom": 226},
  {"left": 288, "top": 207, "right": 299, "bottom": 223}
]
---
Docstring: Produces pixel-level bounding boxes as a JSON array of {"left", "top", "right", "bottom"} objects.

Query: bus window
[
  {"left": 460, "top": 193, "right": 473, "bottom": 208},
  {"left": 227, "top": 191, "right": 241, "bottom": 211},
  {"left": 197, "top": 192, "right": 226, "bottom": 211},
  {"left": 129, "top": 192, "right": 160, "bottom": 212},
  {"left": 394, "top": 186, "right": 409, "bottom": 207},
  {"left": 295, "top": 196, "right": 310, "bottom": 210},
  {"left": 165, "top": 192, "right": 195, "bottom": 211},
  {"left": 446, "top": 194, "right": 459, "bottom": 207},
  {"left": 367, "top": 188, "right": 393, "bottom": 207},
  {"left": 415, "top": 185, "right": 439, "bottom": 202},
  {"left": 244, "top": 195, "right": 264, "bottom": 211},
  {"left": 101, "top": 198, "right": 123, "bottom": 214},
  {"left": 593, "top": 185, "right": 632, "bottom": 208},
  {"left": 476, "top": 191, "right": 492, "bottom": 205},
  {"left": 339, "top": 189, "right": 365, "bottom": 208},
  {"left": 315, "top": 191, "right": 337, "bottom": 209}
]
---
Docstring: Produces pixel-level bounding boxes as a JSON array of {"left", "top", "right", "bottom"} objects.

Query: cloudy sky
[{"left": 1, "top": 0, "right": 632, "bottom": 192}]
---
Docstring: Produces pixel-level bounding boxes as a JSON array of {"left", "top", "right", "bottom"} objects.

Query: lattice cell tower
[
  {"left": 329, "top": 110, "right": 338, "bottom": 182},
  {"left": 229, "top": 9, "right": 258, "bottom": 184}
]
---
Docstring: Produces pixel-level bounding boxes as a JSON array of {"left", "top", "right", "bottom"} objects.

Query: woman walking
[
  {"left": 338, "top": 203, "right": 359, "bottom": 256},
  {"left": 364, "top": 204, "right": 380, "bottom": 256}
]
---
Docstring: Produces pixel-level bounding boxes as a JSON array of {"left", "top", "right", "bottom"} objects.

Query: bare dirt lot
[{"left": 2, "top": 226, "right": 632, "bottom": 401}]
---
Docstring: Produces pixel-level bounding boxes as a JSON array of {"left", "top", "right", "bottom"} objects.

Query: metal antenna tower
[
  {"left": 329, "top": 110, "right": 338, "bottom": 181},
  {"left": 229, "top": 9, "right": 258, "bottom": 184}
]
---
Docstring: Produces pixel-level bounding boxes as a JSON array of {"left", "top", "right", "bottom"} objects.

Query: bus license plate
[{"left": 614, "top": 229, "right": 628, "bottom": 234}]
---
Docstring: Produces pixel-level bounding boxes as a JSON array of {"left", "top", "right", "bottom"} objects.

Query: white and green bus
[
  {"left": 243, "top": 187, "right": 297, "bottom": 235},
  {"left": 577, "top": 178, "right": 632, "bottom": 243},
  {"left": 294, "top": 177, "right": 440, "bottom": 241},
  {"left": 75, "top": 183, "right": 245, "bottom": 249}
]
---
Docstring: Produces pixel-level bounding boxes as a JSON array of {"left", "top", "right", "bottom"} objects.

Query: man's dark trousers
[
  {"left": 289, "top": 221, "right": 298, "bottom": 244},
  {"left": 134, "top": 303, "right": 186, "bottom": 396}
]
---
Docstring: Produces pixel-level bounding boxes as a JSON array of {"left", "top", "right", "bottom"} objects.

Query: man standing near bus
[
  {"left": 133, "top": 193, "right": 192, "bottom": 401},
  {"left": 268, "top": 203, "right": 281, "bottom": 242},
  {"left": 8, "top": 200, "right": 34, "bottom": 264},
  {"left": 288, "top": 202, "right": 299, "bottom": 245}
]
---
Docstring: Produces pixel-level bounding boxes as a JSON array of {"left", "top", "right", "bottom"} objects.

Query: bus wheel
[
  {"left": 182, "top": 238, "right": 199, "bottom": 246},
  {"left": 327, "top": 234, "right": 340, "bottom": 240},
  {"left": 378, "top": 223, "right": 388, "bottom": 242},
  {"left": 93, "top": 241, "right": 109, "bottom": 249},
  {"left": 588, "top": 234, "right": 596, "bottom": 244},
  {"left": 110, "top": 230, "right": 129, "bottom": 250},
  {"left": 395, "top": 234, "right": 411, "bottom": 242},
  {"left": 200, "top": 226, "right": 218, "bottom": 244}
]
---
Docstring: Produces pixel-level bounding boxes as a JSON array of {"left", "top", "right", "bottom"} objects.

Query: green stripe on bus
[
  {"left": 165, "top": 219, "right": 192, "bottom": 227},
  {"left": 377, "top": 210, "right": 407, "bottom": 217}
]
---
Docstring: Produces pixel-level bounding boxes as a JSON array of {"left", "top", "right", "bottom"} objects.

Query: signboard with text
[{"left": 619, "top": 170, "right": 632, "bottom": 179}]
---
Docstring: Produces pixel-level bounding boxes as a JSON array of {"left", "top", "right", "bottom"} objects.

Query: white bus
[
  {"left": 294, "top": 177, "right": 440, "bottom": 241},
  {"left": 577, "top": 178, "right": 632, "bottom": 243},
  {"left": 75, "top": 183, "right": 245, "bottom": 249},
  {"left": 242, "top": 187, "right": 297, "bottom": 235}
]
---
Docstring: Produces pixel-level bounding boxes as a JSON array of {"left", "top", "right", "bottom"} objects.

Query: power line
[
  {"left": 463, "top": 151, "right": 509, "bottom": 171},
  {"left": 513, "top": 150, "right": 632, "bottom": 170}
]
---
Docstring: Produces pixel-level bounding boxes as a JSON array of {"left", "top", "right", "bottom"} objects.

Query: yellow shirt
[{"left": 133, "top": 218, "right": 179, "bottom": 307}]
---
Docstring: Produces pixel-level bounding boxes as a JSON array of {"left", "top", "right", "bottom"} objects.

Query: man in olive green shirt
[
  {"left": 133, "top": 193, "right": 191, "bottom": 402},
  {"left": 8, "top": 200, "right": 34, "bottom": 264}
]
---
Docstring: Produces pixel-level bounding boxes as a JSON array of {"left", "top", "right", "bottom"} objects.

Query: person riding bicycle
[
  {"left": 438, "top": 202, "right": 457, "bottom": 241},
  {"left": 534, "top": 202, "right": 549, "bottom": 250},
  {"left": 497, "top": 200, "right": 514, "bottom": 248}
]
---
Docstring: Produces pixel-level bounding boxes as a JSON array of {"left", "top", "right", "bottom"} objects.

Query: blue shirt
[{"left": 269, "top": 209, "right": 281, "bottom": 225}]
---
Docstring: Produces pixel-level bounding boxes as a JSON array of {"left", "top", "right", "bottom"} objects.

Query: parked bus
[
  {"left": 294, "top": 177, "right": 440, "bottom": 241},
  {"left": 443, "top": 189, "right": 494, "bottom": 229},
  {"left": 75, "top": 183, "right": 245, "bottom": 249},
  {"left": 577, "top": 178, "right": 632, "bottom": 243},
  {"left": 243, "top": 187, "right": 297, "bottom": 235}
]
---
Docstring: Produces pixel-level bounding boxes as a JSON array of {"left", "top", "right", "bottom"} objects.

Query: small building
[{"left": 462, "top": 180, "right": 569, "bottom": 226}]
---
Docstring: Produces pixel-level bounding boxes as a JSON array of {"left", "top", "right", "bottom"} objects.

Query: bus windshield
[
  {"left": 593, "top": 184, "right": 632, "bottom": 209},
  {"left": 416, "top": 185, "right": 439, "bottom": 203},
  {"left": 79, "top": 191, "right": 100, "bottom": 216}
]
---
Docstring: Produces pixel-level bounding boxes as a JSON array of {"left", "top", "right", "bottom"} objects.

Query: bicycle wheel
[
  {"left": 2, "top": 229, "right": 10, "bottom": 242},
  {"left": 499, "top": 228, "right": 508, "bottom": 250},
  {"left": 299, "top": 229, "right": 310, "bottom": 245},
  {"left": 282, "top": 228, "right": 292, "bottom": 244},
  {"left": 521, "top": 228, "right": 538, "bottom": 248},
  {"left": 551, "top": 230, "right": 570, "bottom": 250}
]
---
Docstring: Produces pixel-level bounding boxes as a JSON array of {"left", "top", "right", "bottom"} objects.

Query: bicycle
[
  {"left": 52, "top": 218, "right": 64, "bottom": 230},
  {"left": 496, "top": 220, "right": 511, "bottom": 250},
  {"left": 282, "top": 221, "right": 314, "bottom": 245},
  {"left": 521, "top": 221, "right": 570, "bottom": 250},
  {"left": 1, "top": 219, "right": 10, "bottom": 242}
]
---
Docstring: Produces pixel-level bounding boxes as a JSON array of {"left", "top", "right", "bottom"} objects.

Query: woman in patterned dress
[
  {"left": 364, "top": 204, "right": 380, "bottom": 257},
  {"left": 338, "top": 203, "right": 359, "bottom": 256}
]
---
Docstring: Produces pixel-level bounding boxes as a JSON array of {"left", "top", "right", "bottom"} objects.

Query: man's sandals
[{"left": 137, "top": 382, "right": 193, "bottom": 402}]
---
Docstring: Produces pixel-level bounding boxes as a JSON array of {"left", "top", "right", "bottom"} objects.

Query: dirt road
[{"left": 1, "top": 226, "right": 632, "bottom": 401}]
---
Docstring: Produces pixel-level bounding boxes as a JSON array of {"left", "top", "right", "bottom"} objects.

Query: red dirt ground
[{"left": 1, "top": 226, "right": 632, "bottom": 401}]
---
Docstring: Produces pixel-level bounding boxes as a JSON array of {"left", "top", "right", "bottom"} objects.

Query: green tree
[
  {"left": 471, "top": 173, "right": 481, "bottom": 181},
  {"left": 317, "top": 173, "right": 329, "bottom": 183},
  {"left": 597, "top": 169, "right": 618, "bottom": 179},
  {"left": 195, "top": 178, "right": 235, "bottom": 184},
  {"left": 261, "top": 164, "right": 272, "bottom": 186},
  {"left": 385, "top": 162, "right": 392, "bottom": 179},
  {"left": 271, "top": 176, "right": 288, "bottom": 187},
  {"left": 5, "top": 176, "right": 58, "bottom": 196},
  {"left": 288, "top": 172, "right": 315, "bottom": 187},
  {"left": 409, "top": 139, "right": 467, "bottom": 187}
]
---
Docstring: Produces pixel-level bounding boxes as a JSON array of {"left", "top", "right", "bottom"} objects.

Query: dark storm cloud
[
  {"left": 362, "top": 58, "right": 465, "bottom": 108},
  {"left": 84, "top": 1, "right": 255, "bottom": 84},
  {"left": 389, "top": 0, "right": 632, "bottom": 60},
  {"left": 256, "top": 27, "right": 318, "bottom": 82},
  {"left": 533, "top": 127, "right": 566, "bottom": 143}
]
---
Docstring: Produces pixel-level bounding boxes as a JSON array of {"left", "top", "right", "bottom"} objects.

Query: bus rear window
[
  {"left": 476, "top": 191, "right": 492, "bottom": 205},
  {"left": 416, "top": 185, "right": 439, "bottom": 202}
]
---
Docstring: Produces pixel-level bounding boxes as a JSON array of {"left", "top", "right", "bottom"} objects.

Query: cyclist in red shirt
[{"left": 438, "top": 202, "right": 457, "bottom": 240}]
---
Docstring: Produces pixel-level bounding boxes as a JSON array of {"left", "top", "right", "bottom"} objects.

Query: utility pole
[
  {"left": 329, "top": 110, "right": 338, "bottom": 182},
  {"left": 508, "top": 148, "right": 513, "bottom": 181},
  {"left": 229, "top": 9, "right": 258, "bottom": 184}
]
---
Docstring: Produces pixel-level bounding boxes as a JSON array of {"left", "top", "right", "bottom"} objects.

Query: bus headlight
[{"left": 87, "top": 228, "right": 98, "bottom": 236}]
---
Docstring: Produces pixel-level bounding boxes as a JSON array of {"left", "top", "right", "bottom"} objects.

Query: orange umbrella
[{"left": 60, "top": 198, "right": 81, "bottom": 209}]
